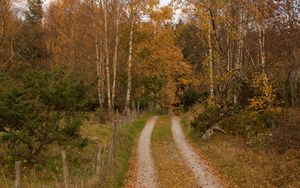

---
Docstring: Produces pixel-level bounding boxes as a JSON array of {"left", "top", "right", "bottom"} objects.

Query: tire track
[
  {"left": 152, "top": 116, "right": 198, "bottom": 187},
  {"left": 136, "top": 116, "right": 159, "bottom": 188},
  {"left": 171, "top": 116, "right": 223, "bottom": 188}
]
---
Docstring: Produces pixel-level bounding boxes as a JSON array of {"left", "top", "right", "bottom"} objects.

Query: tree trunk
[
  {"left": 0, "top": 0, "right": 10, "bottom": 42},
  {"left": 15, "top": 161, "right": 21, "bottom": 188},
  {"left": 227, "top": 33, "right": 232, "bottom": 102},
  {"left": 112, "top": 2, "right": 120, "bottom": 110},
  {"left": 61, "top": 147, "right": 69, "bottom": 188},
  {"left": 94, "top": 8, "right": 103, "bottom": 108},
  {"left": 125, "top": 17, "right": 134, "bottom": 114},
  {"left": 1, "top": 17, "right": 4, "bottom": 39},
  {"left": 258, "top": 24, "right": 267, "bottom": 85},
  {"left": 234, "top": 36, "right": 242, "bottom": 104},
  {"left": 95, "top": 142, "right": 101, "bottom": 177},
  {"left": 96, "top": 46, "right": 103, "bottom": 108},
  {"left": 101, "top": 55, "right": 105, "bottom": 105},
  {"left": 233, "top": 9, "right": 244, "bottom": 105},
  {"left": 104, "top": 0, "right": 112, "bottom": 113},
  {"left": 0, "top": 3, "right": 6, "bottom": 39},
  {"left": 208, "top": 25, "right": 214, "bottom": 102}
]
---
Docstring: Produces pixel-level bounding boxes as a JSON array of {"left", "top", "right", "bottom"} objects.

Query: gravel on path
[
  {"left": 136, "top": 116, "right": 159, "bottom": 188},
  {"left": 171, "top": 116, "right": 223, "bottom": 188}
]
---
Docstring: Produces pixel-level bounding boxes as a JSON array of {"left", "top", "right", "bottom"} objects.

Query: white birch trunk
[
  {"left": 233, "top": 10, "right": 244, "bottom": 105},
  {"left": 227, "top": 33, "right": 231, "bottom": 101},
  {"left": 258, "top": 24, "right": 267, "bottom": 85},
  {"left": 208, "top": 25, "right": 214, "bottom": 101},
  {"left": 234, "top": 36, "right": 242, "bottom": 105},
  {"left": 96, "top": 40, "right": 103, "bottom": 108},
  {"left": 125, "top": 18, "right": 134, "bottom": 114},
  {"left": 0, "top": 1, "right": 7, "bottom": 39},
  {"left": 104, "top": 0, "right": 112, "bottom": 113},
  {"left": 101, "top": 55, "right": 105, "bottom": 104},
  {"left": 112, "top": 1, "right": 120, "bottom": 110},
  {"left": 227, "top": 34, "right": 231, "bottom": 72},
  {"left": 93, "top": 5, "right": 103, "bottom": 108}
]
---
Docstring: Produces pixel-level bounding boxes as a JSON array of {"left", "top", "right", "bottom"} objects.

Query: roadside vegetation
[
  {"left": 0, "top": 106, "right": 148, "bottom": 187},
  {"left": 109, "top": 116, "right": 149, "bottom": 188},
  {"left": 182, "top": 105, "right": 300, "bottom": 187}
]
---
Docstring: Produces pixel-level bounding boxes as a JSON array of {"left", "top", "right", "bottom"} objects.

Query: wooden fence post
[
  {"left": 137, "top": 102, "right": 140, "bottom": 116},
  {"left": 116, "top": 110, "right": 120, "bottom": 127},
  {"left": 108, "top": 119, "right": 117, "bottom": 164},
  {"left": 95, "top": 142, "right": 101, "bottom": 177},
  {"left": 61, "top": 147, "right": 70, "bottom": 188},
  {"left": 121, "top": 116, "right": 125, "bottom": 126},
  {"left": 15, "top": 161, "right": 21, "bottom": 188}
]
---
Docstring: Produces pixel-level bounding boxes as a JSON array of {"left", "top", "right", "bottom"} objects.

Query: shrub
[
  {"left": 191, "top": 104, "right": 223, "bottom": 133},
  {"left": 0, "top": 68, "right": 90, "bottom": 163},
  {"left": 94, "top": 108, "right": 109, "bottom": 123},
  {"left": 182, "top": 87, "right": 200, "bottom": 110}
]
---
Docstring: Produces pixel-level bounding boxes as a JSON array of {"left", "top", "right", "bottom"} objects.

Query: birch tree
[
  {"left": 0, "top": 0, "right": 11, "bottom": 39},
  {"left": 208, "top": 22, "right": 214, "bottom": 101},
  {"left": 112, "top": 0, "right": 120, "bottom": 109},
  {"left": 103, "top": 0, "right": 112, "bottom": 113},
  {"left": 124, "top": 1, "right": 136, "bottom": 114},
  {"left": 0, "top": 0, "right": 14, "bottom": 64},
  {"left": 91, "top": 0, "right": 103, "bottom": 108}
]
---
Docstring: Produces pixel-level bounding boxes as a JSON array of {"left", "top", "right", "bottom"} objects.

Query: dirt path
[
  {"left": 171, "top": 116, "right": 223, "bottom": 188},
  {"left": 152, "top": 116, "right": 198, "bottom": 187},
  {"left": 136, "top": 116, "right": 159, "bottom": 188}
]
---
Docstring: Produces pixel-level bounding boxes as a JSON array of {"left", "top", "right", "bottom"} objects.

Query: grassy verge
[
  {"left": 181, "top": 115, "right": 300, "bottom": 187},
  {"left": 109, "top": 115, "right": 149, "bottom": 188}
]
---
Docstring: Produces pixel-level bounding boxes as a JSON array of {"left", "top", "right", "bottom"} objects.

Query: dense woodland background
[{"left": 0, "top": 0, "right": 300, "bottom": 187}]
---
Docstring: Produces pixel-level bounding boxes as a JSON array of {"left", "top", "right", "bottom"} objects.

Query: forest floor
[{"left": 124, "top": 116, "right": 225, "bottom": 188}]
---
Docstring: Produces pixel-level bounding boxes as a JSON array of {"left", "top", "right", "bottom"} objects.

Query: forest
[{"left": 0, "top": 0, "right": 300, "bottom": 187}]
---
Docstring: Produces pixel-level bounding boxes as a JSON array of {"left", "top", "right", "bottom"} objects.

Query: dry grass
[{"left": 80, "top": 121, "right": 112, "bottom": 145}]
